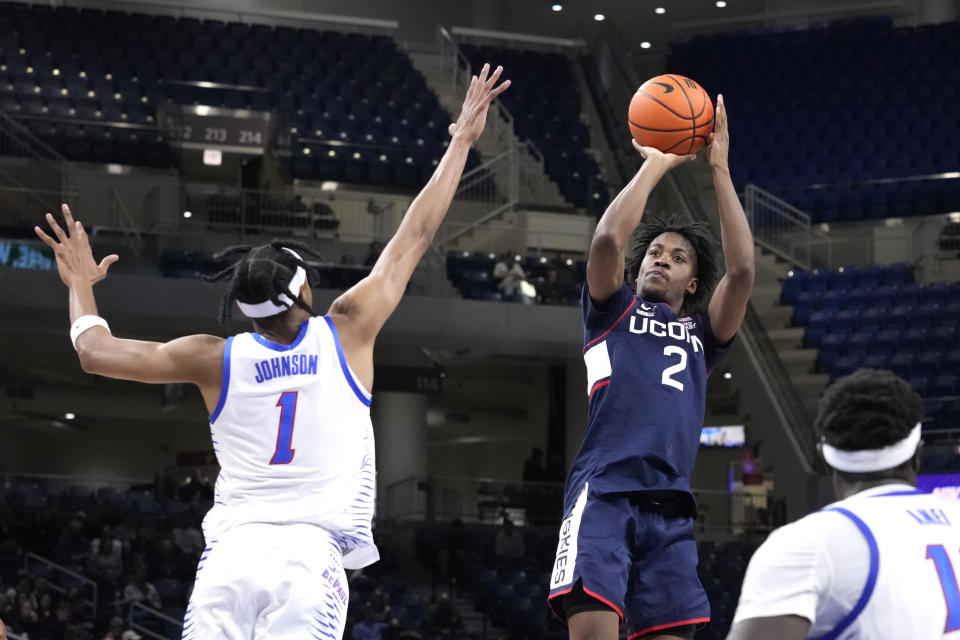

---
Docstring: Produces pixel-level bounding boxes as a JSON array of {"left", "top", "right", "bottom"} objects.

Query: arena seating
[
  {"left": 781, "top": 264, "right": 960, "bottom": 436},
  {"left": 458, "top": 44, "right": 610, "bottom": 212},
  {"left": 0, "top": 2, "right": 478, "bottom": 187},
  {"left": 446, "top": 250, "right": 585, "bottom": 305},
  {"left": 669, "top": 17, "right": 960, "bottom": 221}
]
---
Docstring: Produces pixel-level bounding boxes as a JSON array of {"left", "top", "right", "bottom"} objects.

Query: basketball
[{"left": 628, "top": 74, "right": 715, "bottom": 155}]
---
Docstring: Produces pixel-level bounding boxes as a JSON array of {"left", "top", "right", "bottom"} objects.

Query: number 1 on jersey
[
  {"left": 270, "top": 391, "right": 298, "bottom": 465},
  {"left": 927, "top": 544, "right": 960, "bottom": 632}
]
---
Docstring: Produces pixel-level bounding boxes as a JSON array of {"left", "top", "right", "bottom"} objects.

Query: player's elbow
[
  {"left": 76, "top": 348, "right": 104, "bottom": 375},
  {"left": 725, "top": 262, "right": 755, "bottom": 288},
  {"left": 590, "top": 229, "right": 625, "bottom": 257}
]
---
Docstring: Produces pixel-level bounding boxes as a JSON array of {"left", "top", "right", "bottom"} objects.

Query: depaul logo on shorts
[{"left": 322, "top": 568, "right": 349, "bottom": 606}]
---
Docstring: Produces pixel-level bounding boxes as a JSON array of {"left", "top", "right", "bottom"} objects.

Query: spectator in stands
[
  {"left": 367, "top": 589, "right": 392, "bottom": 623},
  {"left": 122, "top": 568, "right": 162, "bottom": 610},
  {"left": 493, "top": 252, "right": 536, "bottom": 303},
  {"left": 91, "top": 526, "right": 123, "bottom": 562},
  {"left": 56, "top": 519, "right": 90, "bottom": 568},
  {"left": 352, "top": 605, "right": 388, "bottom": 640},
  {"left": 494, "top": 519, "right": 525, "bottom": 561},
  {"left": 522, "top": 448, "right": 545, "bottom": 482},
  {"left": 425, "top": 592, "right": 464, "bottom": 636},
  {"left": 12, "top": 598, "right": 39, "bottom": 638},
  {"left": 438, "top": 518, "right": 468, "bottom": 587},
  {"left": 87, "top": 533, "right": 124, "bottom": 583},
  {"left": 172, "top": 515, "right": 204, "bottom": 557},
  {"left": 364, "top": 241, "right": 384, "bottom": 267}
]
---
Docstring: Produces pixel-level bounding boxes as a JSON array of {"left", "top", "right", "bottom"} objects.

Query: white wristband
[{"left": 70, "top": 315, "right": 110, "bottom": 350}]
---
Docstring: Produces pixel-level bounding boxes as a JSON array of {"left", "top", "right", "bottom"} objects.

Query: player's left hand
[
  {"left": 448, "top": 62, "right": 511, "bottom": 144},
  {"left": 1, "top": 616, "right": 8, "bottom": 640},
  {"left": 34, "top": 204, "right": 119, "bottom": 288},
  {"left": 707, "top": 93, "right": 728, "bottom": 171}
]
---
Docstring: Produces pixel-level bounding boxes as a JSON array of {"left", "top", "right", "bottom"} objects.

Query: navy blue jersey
[{"left": 567, "top": 282, "right": 730, "bottom": 502}]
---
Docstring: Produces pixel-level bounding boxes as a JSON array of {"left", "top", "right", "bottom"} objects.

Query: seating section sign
[{"left": 0, "top": 241, "right": 54, "bottom": 270}]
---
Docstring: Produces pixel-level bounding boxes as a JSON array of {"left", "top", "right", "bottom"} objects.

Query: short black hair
[
  {"left": 203, "top": 240, "right": 323, "bottom": 326},
  {"left": 815, "top": 368, "right": 923, "bottom": 451},
  {"left": 624, "top": 213, "right": 721, "bottom": 314}
]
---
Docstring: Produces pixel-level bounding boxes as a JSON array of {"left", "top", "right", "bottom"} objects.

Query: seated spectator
[
  {"left": 122, "top": 568, "right": 162, "bottom": 610},
  {"left": 424, "top": 592, "right": 464, "bottom": 635},
  {"left": 12, "top": 599, "right": 39, "bottom": 639},
  {"left": 493, "top": 253, "right": 530, "bottom": 302},
  {"left": 56, "top": 519, "right": 91, "bottom": 568},
  {"left": 366, "top": 588, "right": 392, "bottom": 623},
  {"left": 494, "top": 519, "right": 525, "bottom": 561},
  {"left": 88, "top": 535, "right": 124, "bottom": 583},
  {"left": 522, "top": 448, "right": 545, "bottom": 483},
  {"left": 172, "top": 516, "right": 204, "bottom": 557},
  {"left": 352, "top": 606, "right": 387, "bottom": 640}
]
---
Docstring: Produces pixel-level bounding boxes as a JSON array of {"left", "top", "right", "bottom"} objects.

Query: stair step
[
  {"left": 766, "top": 327, "right": 806, "bottom": 350},
  {"left": 757, "top": 305, "right": 793, "bottom": 331},
  {"left": 779, "top": 348, "right": 818, "bottom": 376}
]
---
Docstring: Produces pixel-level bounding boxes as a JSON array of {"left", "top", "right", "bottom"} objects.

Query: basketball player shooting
[
  {"left": 547, "top": 94, "right": 755, "bottom": 640},
  {"left": 34, "top": 63, "right": 509, "bottom": 640}
]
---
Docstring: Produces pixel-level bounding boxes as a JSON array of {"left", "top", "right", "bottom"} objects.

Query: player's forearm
[
  {"left": 713, "top": 167, "right": 755, "bottom": 280},
  {"left": 393, "top": 134, "right": 472, "bottom": 252},
  {"left": 594, "top": 160, "right": 668, "bottom": 250},
  {"left": 68, "top": 279, "right": 113, "bottom": 366}
]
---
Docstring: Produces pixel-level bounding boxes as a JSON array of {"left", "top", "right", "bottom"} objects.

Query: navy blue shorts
[{"left": 546, "top": 482, "right": 710, "bottom": 638}]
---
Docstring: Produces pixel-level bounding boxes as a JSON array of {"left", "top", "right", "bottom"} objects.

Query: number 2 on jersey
[
  {"left": 661, "top": 346, "right": 687, "bottom": 391},
  {"left": 927, "top": 544, "right": 960, "bottom": 632},
  {"left": 270, "top": 391, "right": 298, "bottom": 465}
]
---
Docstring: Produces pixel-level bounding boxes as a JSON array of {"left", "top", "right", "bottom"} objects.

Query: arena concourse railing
[
  {"left": 23, "top": 553, "right": 99, "bottom": 622},
  {"left": 744, "top": 184, "right": 833, "bottom": 271},
  {"left": 383, "top": 475, "right": 777, "bottom": 539},
  {"left": 130, "top": 603, "right": 183, "bottom": 640}
]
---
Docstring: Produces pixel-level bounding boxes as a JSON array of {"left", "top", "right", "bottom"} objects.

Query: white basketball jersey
[
  {"left": 204, "top": 316, "right": 378, "bottom": 569},
  {"left": 818, "top": 489, "right": 960, "bottom": 639}
]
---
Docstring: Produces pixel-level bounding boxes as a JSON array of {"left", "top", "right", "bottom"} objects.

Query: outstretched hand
[
  {"left": 707, "top": 93, "right": 728, "bottom": 171},
  {"left": 631, "top": 139, "right": 696, "bottom": 172},
  {"left": 34, "top": 204, "right": 119, "bottom": 288},
  {"left": 448, "top": 63, "right": 511, "bottom": 144}
]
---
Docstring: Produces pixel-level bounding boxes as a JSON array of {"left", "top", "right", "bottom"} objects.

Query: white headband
[
  {"left": 822, "top": 423, "right": 922, "bottom": 473},
  {"left": 236, "top": 248, "right": 309, "bottom": 319}
]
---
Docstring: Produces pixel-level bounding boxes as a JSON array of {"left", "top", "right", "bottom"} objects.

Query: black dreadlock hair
[
  {"left": 624, "top": 213, "right": 721, "bottom": 314},
  {"left": 815, "top": 368, "right": 923, "bottom": 452},
  {"left": 203, "top": 240, "right": 324, "bottom": 327}
]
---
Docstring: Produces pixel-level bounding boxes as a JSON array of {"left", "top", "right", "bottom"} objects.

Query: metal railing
[
  {"left": 437, "top": 26, "right": 555, "bottom": 207},
  {"left": 130, "top": 603, "right": 183, "bottom": 640},
  {"left": 744, "top": 184, "right": 833, "bottom": 270},
  {"left": 0, "top": 113, "right": 65, "bottom": 162},
  {"left": 383, "top": 475, "right": 778, "bottom": 536},
  {"left": 23, "top": 553, "right": 99, "bottom": 621},
  {"left": 671, "top": 169, "right": 819, "bottom": 473},
  {"left": 435, "top": 147, "right": 518, "bottom": 249}
]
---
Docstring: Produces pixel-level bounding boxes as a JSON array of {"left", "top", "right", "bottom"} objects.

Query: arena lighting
[
  {"left": 182, "top": 211, "right": 192, "bottom": 219},
  {"left": 716, "top": 0, "right": 727, "bottom": 6},
  {"left": 949, "top": 212, "right": 960, "bottom": 222},
  {"left": 641, "top": 41, "right": 652, "bottom": 49},
  {"left": 202, "top": 149, "right": 222, "bottom": 166},
  {"left": 655, "top": 7, "right": 665, "bottom": 14},
  {"left": 551, "top": 3, "right": 562, "bottom": 11},
  {"left": 594, "top": 13, "right": 605, "bottom": 21},
  {"left": 723, "top": 372, "right": 733, "bottom": 380},
  {"left": 64, "top": 412, "right": 76, "bottom": 420}
]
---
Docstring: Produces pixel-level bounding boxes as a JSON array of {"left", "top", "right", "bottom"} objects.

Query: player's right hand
[
  {"left": 34, "top": 203, "right": 119, "bottom": 288},
  {"left": 448, "top": 63, "right": 511, "bottom": 144},
  {"left": 632, "top": 139, "right": 696, "bottom": 171},
  {"left": 1, "top": 616, "right": 8, "bottom": 640}
]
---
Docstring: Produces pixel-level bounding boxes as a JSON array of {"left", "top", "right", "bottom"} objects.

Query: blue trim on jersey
[
  {"left": 810, "top": 507, "right": 880, "bottom": 640},
  {"left": 873, "top": 489, "right": 925, "bottom": 497},
  {"left": 323, "top": 316, "right": 372, "bottom": 407},
  {"left": 251, "top": 320, "right": 310, "bottom": 352},
  {"left": 209, "top": 336, "right": 233, "bottom": 424}
]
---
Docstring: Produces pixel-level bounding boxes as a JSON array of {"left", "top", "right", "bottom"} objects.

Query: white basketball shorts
[{"left": 182, "top": 522, "right": 348, "bottom": 640}]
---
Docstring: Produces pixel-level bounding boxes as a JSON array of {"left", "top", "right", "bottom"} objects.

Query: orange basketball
[{"left": 628, "top": 74, "right": 714, "bottom": 155}]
